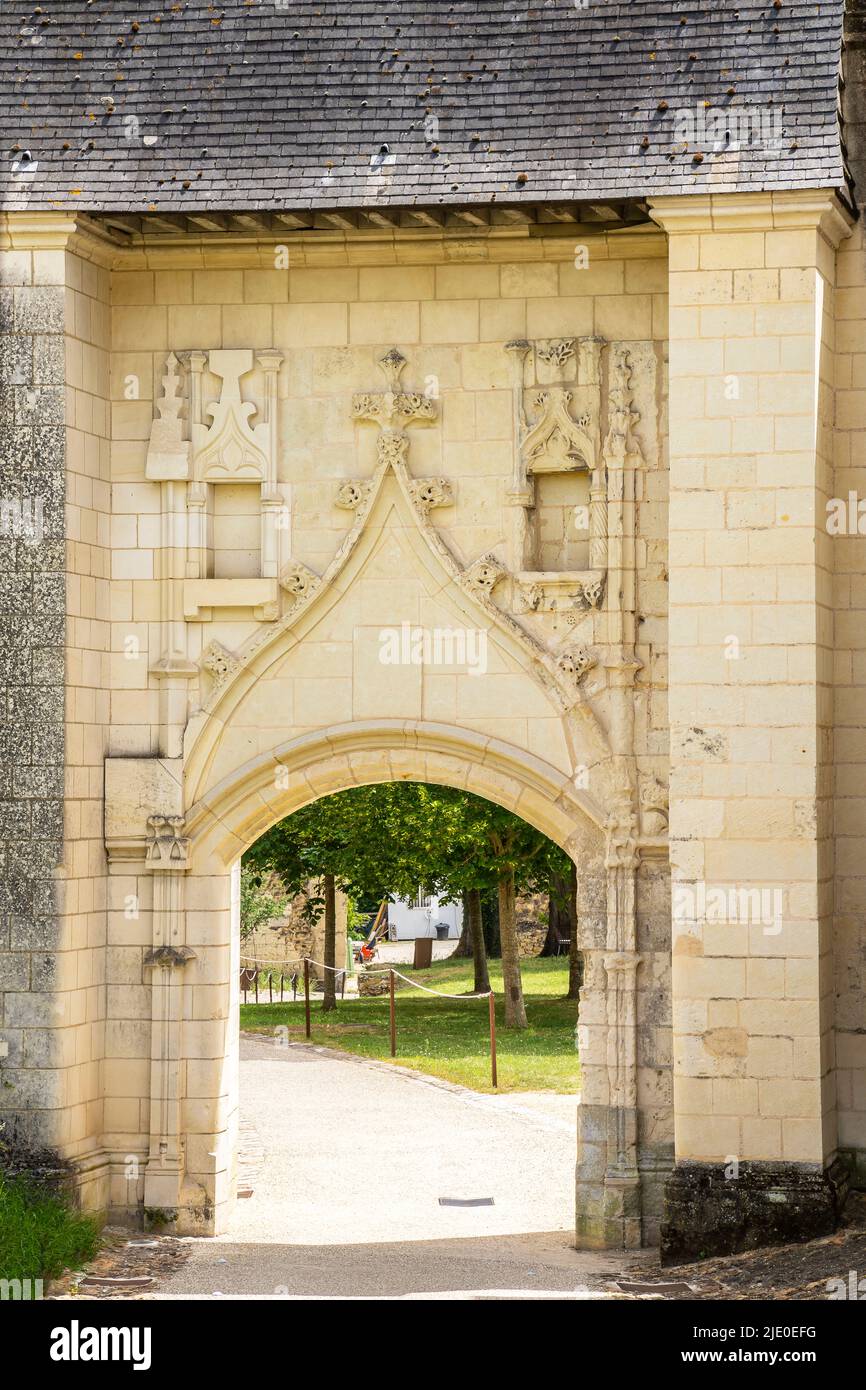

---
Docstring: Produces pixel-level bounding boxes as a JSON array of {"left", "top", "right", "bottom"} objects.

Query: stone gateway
[{"left": 1, "top": 1, "right": 866, "bottom": 1262}]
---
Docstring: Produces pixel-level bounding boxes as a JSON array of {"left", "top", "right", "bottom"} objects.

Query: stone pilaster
[
  {"left": 141, "top": 814, "right": 202, "bottom": 1226},
  {"left": 650, "top": 191, "right": 853, "bottom": 1259}
]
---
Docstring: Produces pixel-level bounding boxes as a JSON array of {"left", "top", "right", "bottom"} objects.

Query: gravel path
[
  {"left": 155, "top": 1033, "right": 643, "bottom": 1297},
  {"left": 225, "top": 1033, "right": 577, "bottom": 1245}
]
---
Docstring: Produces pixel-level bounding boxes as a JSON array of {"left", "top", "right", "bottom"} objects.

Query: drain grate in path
[{"left": 438, "top": 1197, "right": 495, "bottom": 1207}]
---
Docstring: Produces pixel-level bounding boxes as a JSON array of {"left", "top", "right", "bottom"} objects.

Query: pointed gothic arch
[{"left": 100, "top": 340, "right": 671, "bottom": 1252}]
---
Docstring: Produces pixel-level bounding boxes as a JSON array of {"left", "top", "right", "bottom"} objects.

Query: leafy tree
[
  {"left": 239, "top": 866, "right": 284, "bottom": 944},
  {"left": 246, "top": 805, "right": 361, "bottom": 1012},
  {"left": 245, "top": 782, "right": 574, "bottom": 1028}
]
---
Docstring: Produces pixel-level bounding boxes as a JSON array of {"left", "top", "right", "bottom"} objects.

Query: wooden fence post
[{"left": 389, "top": 969, "right": 396, "bottom": 1057}]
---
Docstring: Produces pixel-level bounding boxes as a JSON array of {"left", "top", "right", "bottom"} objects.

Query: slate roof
[{"left": 0, "top": 0, "right": 847, "bottom": 214}]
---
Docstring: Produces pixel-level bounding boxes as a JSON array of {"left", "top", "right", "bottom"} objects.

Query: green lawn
[{"left": 240, "top": 956, "right": 580, "bottom": 1093}]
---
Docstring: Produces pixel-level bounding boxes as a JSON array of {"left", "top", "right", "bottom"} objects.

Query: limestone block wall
[
  {"left": 3, "top": 211, "right": 674, "bottom": 1243},
  {"left": 97, "top": 224, "right": 673, "bottom": 1238},
  {"left": 833, "top": 217, "right": 866, "bottom": 1187},
  {"left": 652, "top": 190, "right": 851, "bottom": 1259},
  {"left": 63, "top": 243, "right": 111, "bottom": 1206},
  {"left": 105, "top": 229, "right": 669, "bottom": 762}
]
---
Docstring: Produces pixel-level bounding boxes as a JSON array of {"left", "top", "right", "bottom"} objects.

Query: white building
[{"left": 387, "top": 890, "right": 463, "bottom": 941}]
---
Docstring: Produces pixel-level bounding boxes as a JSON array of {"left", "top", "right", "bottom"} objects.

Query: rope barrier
[
  {"left": 240, "top": 956, "right": 303, "bottom": 970},
  {"left": 240, "top": 955, "right": 347, "bottom": 975},
  {"left": 241, "top": 955, "right": 492, "bottom": 998},
  {"left": 238, "top": 952, "right": 499, "bottom": 1085},
  {"left": 372, "top": 968, "right": 492, "bottom": 1001}
]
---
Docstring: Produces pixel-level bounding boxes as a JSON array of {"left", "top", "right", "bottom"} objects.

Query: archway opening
[{"left": 227, "top": 779, "right": 585, "bottom": 1253}]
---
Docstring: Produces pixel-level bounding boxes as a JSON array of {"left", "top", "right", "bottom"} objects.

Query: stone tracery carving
[
  {"left": 537, "top": 337, "right": 575, "bottom": 370},
  {"left": 583, "top": 576, "right": 605, "bottom": 609},
  {"left": 195, "top": 351, "right": 271, "bottom": 483},
  {"left": 145, "top": 813, "right": 190, "bottom": 870},
  {"left": 522, "top": 389, "right": 594, "bottom": 474}
]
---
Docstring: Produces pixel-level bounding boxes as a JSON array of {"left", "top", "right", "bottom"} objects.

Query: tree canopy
[
  {"left": 244, "top": 782, "right": 575, "bottom": 1027},
  {"left": 244, "top": 781, "right": 571, "bottom": 909}
]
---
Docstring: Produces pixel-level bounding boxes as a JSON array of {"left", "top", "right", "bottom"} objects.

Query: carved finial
[
  {"left": 351, "top": 349, "right": 437, "bottom": 470},
  {"left": 157, "top": 352, "right": 184, "bottom": 422},
  {"left": 146, "top": 352, "right": 190, "bottom": 480},
  {"left": 378, "top": 347, "right": 407, "bottom": 389},
  {"left": 603, "top": 347, "right": 641, "bottom": 463}
]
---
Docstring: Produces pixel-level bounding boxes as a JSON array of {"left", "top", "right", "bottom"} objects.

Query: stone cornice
[
  {"left": 0, "top": 211, "right": 78, "bottom": 250},
  {"left": 647, "top": 190, "right": 855, "bottom": 247},
  {"left": 2, "top": 218, "right": 665, "bottom": 272}
]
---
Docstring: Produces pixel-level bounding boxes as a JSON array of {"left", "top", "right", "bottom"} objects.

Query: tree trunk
[
  {"left": 322, "top": 872, "right": 337, "bottom": 1012},
  {"left": 497, "top": 867, "right": 527, "bottom": 1028},
  {"left": 540, "top": 873, "right": 569, "bottom": 957},
  {"left": 482, "top": 888, "right": 500, "bottom": 957},
  {"left": 467, "top": 886, "right": 490, "bottom": 994},
  {"left": 566, "top": 860, "right": 583, "bottom": 1001},
  {"left": 451, "top": 892, "right": 473, "bottom": 957}
]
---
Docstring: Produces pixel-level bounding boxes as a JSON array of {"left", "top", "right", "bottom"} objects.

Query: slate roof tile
[{"left": 0, "top": 0, "right": 846, "bottom": 213}]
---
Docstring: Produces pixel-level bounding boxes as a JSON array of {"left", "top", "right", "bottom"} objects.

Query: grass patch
[
  {"left": 0, "top": 1170, "right": 100, "bottom": 1284},
  {"left": 241, "top": 956, "right": 579, "bottom": 1093}
]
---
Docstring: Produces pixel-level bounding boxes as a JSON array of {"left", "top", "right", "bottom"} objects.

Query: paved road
[{"left": 158, "top": 1035, "right": 644, "bottom": 1299}]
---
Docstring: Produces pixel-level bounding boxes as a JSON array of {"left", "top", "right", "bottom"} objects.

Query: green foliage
[
  {"left": 241, "top": 956, "right": 579, "bottom": 1093},
  {"left": 0, "top": 1170, "right": 99, "bottom": 1282},
  {"left": 245, "top": 781, "right": 571, "bottom": 907},
  {"left": 239, "top": 865, "right": 285, "bottom": 942},
  {"left": 345, "top": 897, "right": 369, "bottom": 940}
]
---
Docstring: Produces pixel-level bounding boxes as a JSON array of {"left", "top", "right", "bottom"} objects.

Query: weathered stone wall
[{"left": 0, "top": 221, "right": 69, "bottom": 1163}]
